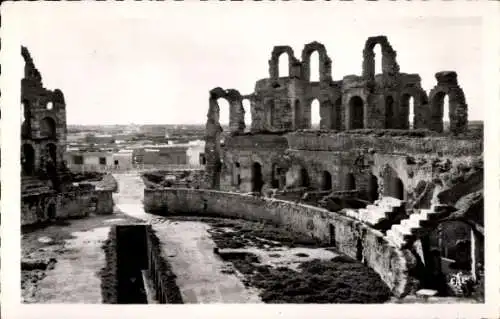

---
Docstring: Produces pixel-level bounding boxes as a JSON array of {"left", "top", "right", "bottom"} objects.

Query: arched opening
[
  {"left": 321, "top": 170, "right": 332, "bottom": 191},
  {"left": 300, "top": 168, "right": 310, "bottom": 188},
  {"left": 373, "top": 43, "right": 382, "bottom": 75},
  {"left": 233, "top": 162, "right": 241, "bottom": 187},
  {"left": 345, "top": 173, "right": 356, "bottom": 190},
  {"left": 401, "top": 94, "right": 415, "bottom": 129},
  {"left": 46, "top": 143, "right": 57, "bottom": 166},
  {"left": 349, "top": 96, "right": 364, "bottom": 129},
  {"left": 46, "top": 101, "right": 53, "bottom": 110},
  {"left": 242, "top": 99, "right": 252, "bottom": 132},
  {"left": 21, "top": 100, "right": 31, "bottom": 138},
  {"left": 283, "top": 102, "right": 292, "bottom": 130},
  {"left": 40, "top": 117, "right": 57, "bottom": 139},
  {"left": 385, "top": 95, "right": 395, "bottom": 129},
  {"left": 251, "top": 162, "right": 263, "bottom": 193},
  {"left": 382, "top": 165, "right": 404, "bottom": 199},
  {"left": 21, "top": 144, "right": 35, "bottom": 175},
  {"left": 443, "top": 95, "right": 450, "bottom": 133},
  {"left": 309, "top": 51, "right": 320, "bottom": 82},
  {"left": 310, "top": 99, "right": 320, "bottom": 129},
  {"left": 278, "top": 53, "right": 289, "bottom": 77},
  {"left": 367, "top": 174, "right": 379, "bottom": 202},
  {"left": 216, "top": 98, "right": 230, "bottom": 128},
  {"left": 334, "top": 97, "right": 342, "bottom": 130},
  {"left": 47, "top": 203, "right": 56, "bottom": 220},
  {"left": 294, "top": 99, "right": 301, "bottom": 129}
]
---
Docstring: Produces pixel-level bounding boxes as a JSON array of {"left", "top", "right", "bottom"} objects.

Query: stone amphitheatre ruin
[{"left": 21, "top": 36, "right": 484, "bottom": 303}]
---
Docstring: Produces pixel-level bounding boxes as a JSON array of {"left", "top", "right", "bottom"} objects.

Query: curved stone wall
[{"left": 143, "top": 188, "right": 418, "bottom": 297}]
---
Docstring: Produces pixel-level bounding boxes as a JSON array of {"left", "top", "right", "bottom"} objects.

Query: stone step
[
  {"left": 386, "top": 229, "right": 406, "bottom": 248},
  {"left": 391, "top": 224, "right": 415, "bottom": 241}
]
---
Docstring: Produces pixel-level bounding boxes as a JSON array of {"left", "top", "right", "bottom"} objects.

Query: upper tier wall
[
  {"left": 286, "top": 131, "right": 482, "bottom": 156},
  {"left": 143, "top": 188, "right": 418, "bottom": 297}
]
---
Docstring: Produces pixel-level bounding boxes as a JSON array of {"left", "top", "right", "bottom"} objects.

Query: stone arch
[
  {"left": 362, "top": 36, "right": 400, "bottom": 79},
  {"left": 384, "top": 95, "right": 395, "bottom": 129},
  {"left": 21, "top": 99, "right": 32, "bottom": 138},
  {"left": 40, "top": 116, "right": 57, "bottom": 139},
  {"left": 268, "top": 46, "right": 298, "bottom": 79},
  {"left": 321, "top": 170, "right": 332, "bottom": 191},
  {"left": 400, "top": 87, "right": 429, "bottom": 130},
  {"left": 428, "top": 72, "right": 468, "bottom": 134},
  {"left": 382, "top": 165, "right": 404, "bottom": 200},
  {"left": 300, "top": 41, "right": 332, "bottom": 82},
  {"left": 282, "top": 101, "right": 293, "bottom": 130},
  {"left": 267, "top": 99, "right": 275, "bottom": 128},
  {"left": 251, "top": 162, "right": 264, "bottom": 193},
  {"left": 232, "top": 161, "right": 241, "bottom": 187},
  {"left": 333, "top": 97, "right": 342, "bottom": 130},
  {"left": 294, "top": 99, "right": 302, "bottom": 129},
  {"left": 226, "top": 88, "right": 245, "bottom": 134},
  {"left": 368, "top": 174, "right": 379, "bottom": 202},
  {"left": 348, "top": 96, "right": 364, "bottom": 129},
  {"left": 21, "top": 143, "right": 35, "bottom": 175},
  {"left": 52, "top": 89, "right": 66, "bottom": 108},
  {"left": 241, "top": 98, "right": 252, "bottom": 132},
  {"left": 345, "top": 172, "right": 356, "bottom": 191},
  {"left": 46, "top": 143, "right": 57, "bottom": 165}
]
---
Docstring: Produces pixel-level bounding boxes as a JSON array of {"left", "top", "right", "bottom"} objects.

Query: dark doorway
[
  {"left": 300, "top": 168, "right": 310, "bottom": 188},
  {"left": 251, "top": 162, "right": 264, "bottom": 193},
  {"left": 329, "top": 224, "right": 336, "bottom": 247},
  {"left": 345, "top": 173, "right": 356, "bottom": 190},
  {"left": 47, "top": 203, "right": 56, "bottom": 220},
  {"left": 368, "top": 174, "right": 379, "bottom": 202},
  {"left": 294, "top": 99, "right": 301, "bottom": 129},
  {"left": 271, "top": 164, "right": 280, "bottom": 188},
  {"left": 394, "top": 177, "right": 404, "bottom": 200},
  {"left": 40, "top": 117, "right": 57, "bottom": 139},
  {"left": 349, "top": 96, "right": 364, "bottom": 129},
  {"left": 321, "top": 170, "right": 332, "bottom": 191},
  {"left": 46, "top": 143, "right": 57, "bottom": 165},
  {"left": 21, "top": 144, "right": 35, "bottom": 175}
]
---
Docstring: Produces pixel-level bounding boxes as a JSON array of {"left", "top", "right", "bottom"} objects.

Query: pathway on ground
[{"left": 112, "top": 172, "right": 262, "bottom": 303}]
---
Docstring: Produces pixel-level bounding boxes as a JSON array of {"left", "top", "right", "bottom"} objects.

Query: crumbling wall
[
  {"left": 21, "top": 189, "right": 114, "bottom": 226},
  {"left": 428, "top": 71, "right": 468, "bottom": 134},
  {"left": 143, "top": 188, "right": 417, "bottom": 297}
]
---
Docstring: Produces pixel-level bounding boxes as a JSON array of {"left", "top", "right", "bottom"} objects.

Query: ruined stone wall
[
  {"left": 21, "top": 46, "right": 68, "bottom": 174},
  {"left": 221, "top": 134, "right": 288, "bottom": 192},
  {"left": 143, "top": 188, "right": 417, "bottom": 297},
  {"left": 21, "top": 189, "right": 114, "bottom": 226}
]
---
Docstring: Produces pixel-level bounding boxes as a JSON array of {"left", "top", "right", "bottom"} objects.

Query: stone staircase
[
  {"left": 342, "top": 196, "right": 406, "bottom": 231},
  {"left": 21, "top": 176, "right": 53, "bottom": 195},
  {"left": 386, "top": 204, "right": 456, "bottom": 249}
]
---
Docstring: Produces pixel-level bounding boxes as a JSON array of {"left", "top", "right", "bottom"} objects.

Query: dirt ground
[{"left": 21, "top": 212, "right": 141, "bottom": 303}]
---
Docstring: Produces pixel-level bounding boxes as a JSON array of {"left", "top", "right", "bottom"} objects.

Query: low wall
[
  {"left": 100, "top": 225, "right": 183, "bottom": 304},
  {"left": 21, "top": 189, "right": 114, "bottom": 226},
  {"left": 143, "top": 188, "right": 418, "bottom": 297}
]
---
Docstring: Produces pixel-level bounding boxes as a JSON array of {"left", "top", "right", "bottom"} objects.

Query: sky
[{"left": 9, "top": 2, "right": 487, "bottom": 125}]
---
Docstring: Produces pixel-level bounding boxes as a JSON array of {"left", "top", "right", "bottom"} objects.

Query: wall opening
[
  {"left": 349, "top": 96, "right": 364, "bottom": 129},
  {"left": 321, "top": 170, "right": 332, "bottom": 191},
  {"left": 443, "top": 95, "right": 450, "bottom": 133},
  {"left": 21, "top": 143, "right": 35, "bottom": 175},
  {"left": 47, "top": 101, "right": 53, "bottom": 110},
  {"left": 368, "top": 174, "right": 379, "bottom": 202},
  {"left": 233, "top": 162, "right": 241, "bottom": 186},
  {"left": 243, "top": 99, "right": 252, "bottom": 132},
  {"left": 216, "top": 98, "right": 230, "bottom": 128},
  {"left": 408, "top": 96, "right": 415, "bottom": 129},
  {"left": 47, "top": 203, "right": 56, "bottom": 220},
  {"left": 251, "top": 162, "right": 263, "bottom": 193},
  {"left": 278, "top": 53, "right": 289, "bottom": 77},
  {"left": 329, "top": 224, "right": 336, "bottom": 247},
  {"left": 40, "top": 117, "right": 57, "bottom": 139},
  {"left": 300, "top": 167, "right": 310, "bottom": 188},
  {"left": 294, "top": 99, "right": 301, "bottom": 129},
  {"left": 384, "top": 95, "right": 394, "bottom": 129},
  {"left": 373, "top": 43, "right": 382, "bottom": 75},
  {"left": 345, "top": 173, "right": 356, "bottom": 190},
  {"left": 309, "top": 51, "right": 320, "bottom": 82},
  {"left": 268, "top": 100, "right": 275, "bottom": 128},
  {"left": 46, "top": 143, "right": 57, "bottom": 165},
  {"left": 383, "top": 166, "right": 404, "bottom": 200},
  {"left": 310, "top": 99, "right": 320, "bottom": 129},
  {"left": 271, "top": 163, "right": 279, "bottom": 188}
]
